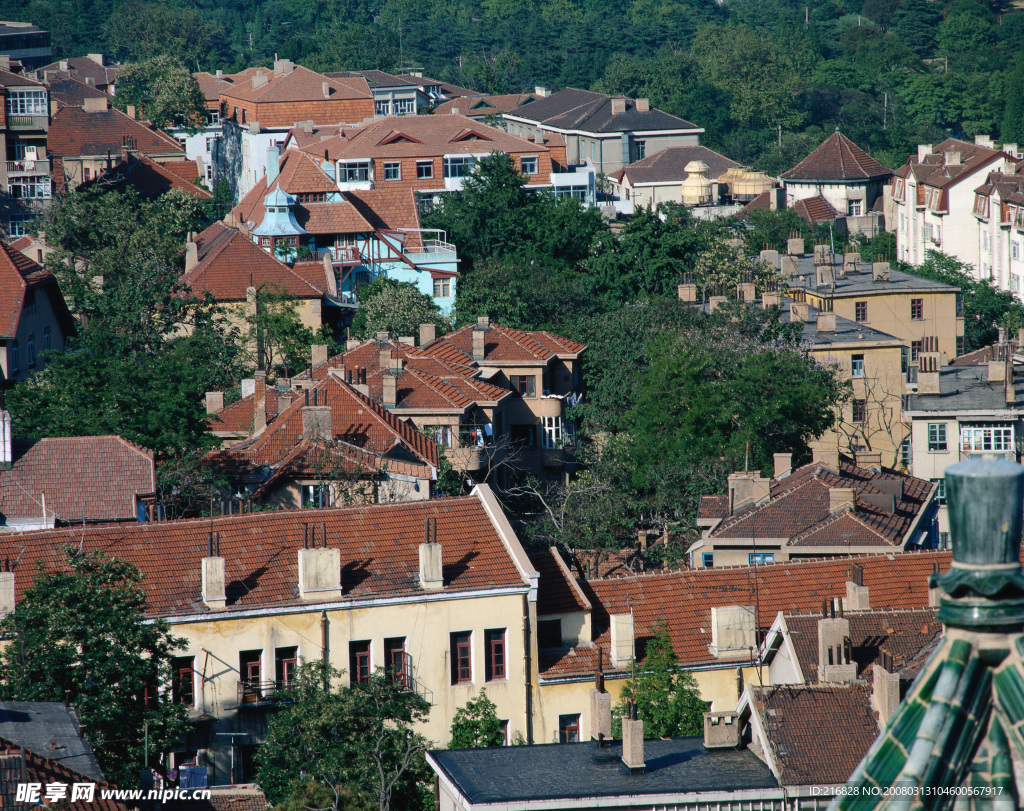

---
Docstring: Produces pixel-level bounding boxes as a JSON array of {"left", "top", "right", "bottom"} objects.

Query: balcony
[
  {"left": 6, "top": 158, "right": 48, "bottom": 175},
  {"left": 449, "top": 441, "right": 505, "bottom": 473},
  {"left": 6, "top": 115, "right": 47, "bottom": 131},
  {"left": 236, "top": 679, "right": 293, "bottom": 707},
  {"left": 315, "top": 246, "right": 361, "bottom": 264}
]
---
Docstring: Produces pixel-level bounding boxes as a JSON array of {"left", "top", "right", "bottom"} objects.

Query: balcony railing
[
  {"left": 6, "top": 114, "right": 47, "bottom": 130},
  {"left": 5, "top": 158, "right": 49, "bottom": 175},
  {"left": 237, "top": 678, "right": 294, "bottom": 706}
]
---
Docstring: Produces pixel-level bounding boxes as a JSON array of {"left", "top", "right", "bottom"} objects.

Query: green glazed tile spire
[{"left": 946, "top": 459, "right": 1023, "bottom": 566}]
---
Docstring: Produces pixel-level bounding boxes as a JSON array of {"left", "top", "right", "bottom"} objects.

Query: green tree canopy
[
  {"left": 112, "top": 55, "right": 208, "bottom": 131},
  {"left": 351, "top": 277, "right": 448, "bottom": 340},
  {"left": 449, "top": 689, "right": 505, "bottom": 748},
  {"left": 0, "top": 549, "right": 188, "bottom": 787}
]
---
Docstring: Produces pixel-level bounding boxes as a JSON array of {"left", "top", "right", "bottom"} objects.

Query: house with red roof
[
  {"left": 780, "top": 131, "right": 892, "bottom": 235},
  {"left": 0, "top": 239, "right": 73, "bottom": 385}
]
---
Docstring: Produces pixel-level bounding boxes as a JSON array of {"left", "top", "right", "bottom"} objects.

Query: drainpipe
[
  {"left": 320, "top": 610, "right": 329, "bottom": 690},
  {"left": 523, "top": 593, "right": 534, "bottom": 744}
]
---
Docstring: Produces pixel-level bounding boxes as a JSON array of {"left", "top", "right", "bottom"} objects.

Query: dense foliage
[
  {"left": 449, "top": 689, "right": 506, "bottom": 748},
  {"left": 0, "top": 549, "right": 188, "bottom": 787},
  {"left": 1, "top": 0, "right": 1018, "bottom": 174},
  {"left": 350, "top": 276, "right": 449, "bottom": 340}
]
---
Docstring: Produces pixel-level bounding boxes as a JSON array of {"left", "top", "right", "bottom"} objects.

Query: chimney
[
  {"left": 610, "top": 613, "right": 634, "bottom": 665},
  {"left": 790, "top": 302, "right": 809, "bottom": 322},
  {"left": 787, "top": 237, "right": 804, "bottom": 256},
  {"left": 254, "top": 371, "right": 267, "bottom": 433},
  {"left": 709, "top": 605, "right": 755, "bottom": 658},
  {"left": 816, "top": 312, "right": 836, "bottom": 333},
  {"left": 0, "top": 409, "right": 11, "bottom": 470},
  {"left": 728, "top": 471, "right": 771, "bottom": 512},
  {"left": 58, "top": 59, "right": 68, "bottom": 71},
  {"left": 83, "top": 96, "right": 108, "bottom": 112},
  {"left": 86, "top": 53, "right": 104, "bottom": 66},
  {"left": 635, "top": 98, "right": 649, "bottom": 112},
  {"left": 946, "top": 151, "right": 961, "bottom": 166},
  {"left": 843, "top": 252, "right": 861, "bottom": 275},
  {"left": 266, "top": 145, "right": 280, "bottom": 186},
  {"left": 185, "top": 240, "right": 199, "bottom": 272},
  {"left": 278, "top": 391, "right": 294, "bottom": 412},
  {"left": 590, "top": 650, "right": 612, "bottom": 743},
  {"left": 709, "top": 296, "right": 728, "bottom": 312},
  {"left": 621, "top": 703, "right": 646, "bottom": 773},
  {"left": 419, "top": 323, "right": 436, "bottom": 346},
  {"left": 975, "top": 134, "right": 994, "bottom": 148},
  {"left": 252, "top": 72, "right": 268, "bottom": 90},
  {"left": 761, "top": 291, "right": 782, "bottom": 308},
  {"left": 383, "top": 373, "right": 397, "bottom": 407},
  {"left": 311, "top": 344, "right": 329, "bottom": 368},
  {"left": 125, "top": 104, "right": 136, "bottom": 120},
  {"left": 397, "top": 336, "right": 415, "bottom": 347},
  {"left": 988, "top": 360, "right": 1006, "bottom": 383},
  {"left": 216, "top": 69, "right": 223, "bottom": 80},
  {"left": 871, "top": 262, "right": 890, "bottom": 282},
  {"left": 677, "top": 283, "right": 697, "bottom": 302},
  {"left": 917, "top": 353, "right": 940, "bottom": 395},
  {"left": 917, "top": 144, "right": 933, "bottom": 162},
  {"left": 298, "top": 545, "right": 342, "bottom": 600},
  {"left": 846, "top": 573, "right": 870, "bottom": 611},
  {"left": 205, "top": 391, "right": 224, "bottom": 415},
  {"left": 812, "top": 448, "right": 840, "bottom": 468},
  {"left": 773, "top": 452, "right": 792, "bottom": 478},
  {"left": 201, "top": 537, "right": 226, "bottom": 609},
  {"left": 419, "top": 518, "right": 443, "bottom": 590},
  {"left": 378, "top": 347, "right": 393, "bottom": 370},
  {"left": 472, "top": 324, "right": 487, "bottom": 360},
  {"left": 873, "top": 661, "right": 900, "bottom": 729},
  {"left": 322, "top": 81, "right": 331, "bottom": 98},
  {"left": 854, "top": 451, "right": 882, "bottom": 470},
  {"left": 611, "top": 98, "right": 627, "bottom": 115},
  {"left": 0, "top": 572, "right": 14, "bottom": 617},
  {"left": 533, "top": 130, "right": 543, "bottom": 144},
  {"left": 829, "top": 487, "right": 856, "bottom": 513},
  {"left": 817, "top": 614, "right": 855, "bottom": 682},
  {"left": 302, "top": 406, "right": 331, "bottom": 440},
  {"left": 736, "top": 282, "right": 755, "bottom": 302},
  {"left": 759, "top": 249, "right": 780, "bottom": 267},
  {"left": 703, "top": 711, "right": 741, "bottom": 749}
]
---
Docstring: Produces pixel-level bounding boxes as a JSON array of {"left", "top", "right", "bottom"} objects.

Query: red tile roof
[
  {"left": 530, "top": 547, "right": 590, "bottom": 615},
  {"left": 428, "top": 323, "right": 586, "bottom": 364},
  {"left": 749, "top": 684, "right": 878, "bottom": 786},
  {"left": 45, "top": 76, "right": 108, "bottom": 109},
  {"left": 0, "top": 738, "right": 127, "bottom": 811},
  {"left": 0, "top": 241, "right": 58, "bottom": 338},
  {"left": 539, "top": 550, "right": 951, "bottom": 680},
  {"left": 0, "top": 436, "right": 154, "bottom": 524},
  {"left": 182, "top": 222, "right": 324, "bottom": 301},
  {"left": 707, "top": 459, "right": 934, "bottom": 549},
  {"left": 164, "top": 787, "right": 269, "bottom": 811},
  {"left": 48, "top": 105, "right": 184, "bottom": 158},
  {"left": 0, "top": 491, "right": 528, "bottom": 616},
  {"left": 901, "top": 139, "right": 1007, "bottom": 190},
  {"left": 432, "top": 93, "right": 538, "bottom": 116},
  {"left": 36, "top": 56, "right": 119, "bottom": 89},
  {"left": 781, "top": 132, "right": 892, "bottom": 182},
  {"left": 84, "top": 154, "right": 211, "bottom": 200},
  {"left": 793, "top": 194, "right": 842, "bottom": 224},
  {"left": 219, "top": 66, "right": 372, "bottom": 105}
]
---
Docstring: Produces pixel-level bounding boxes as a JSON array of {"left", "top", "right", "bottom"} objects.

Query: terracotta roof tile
[
  {"left": 45, "top": 76, "right": 108, "bottom": 109},
  {"left": 0, "top": 436, "right": 154, "bottom": 524},
  {"left": 697, "top": 495, "right": 729, "bottom": 521},
  {"left": 619, "top": 146, "right": 740, "bottom": 185},
  {"left": 0, "top": 737, "right": 127, "bottom": 811},
  {"left": 164, "top": 787, "right": 269, "bottom": 811},
  {"left": 539, "top": 551, "right": 951, "bottom": 680},
  {"left": 793, "top": 194, "right": 842, "bottom": 223},
  {"left": 904, "top": 139, "right": 1006, "bottom": 190},
  {"left": 0, "top": 491, "right": 527, "bottom": 616},
  {"left": 430, "top": 324, "right": 585, "bottom": 364},
  {"left": 433, "top": 93, "right": 538, "bottom": 116},
  {"left": 37, "top": 56, "right": 119, "bottom": 89},
  {"left": 530, "top": 547, "right": 590, "bottom": 615},
  {"left": 85, "top": 154, "right": 211, "bottom": 200},
  {"left": 0, "top": 240, "right": 54, "bottom": 337},
  {"left": 782, "top": 133, "right": 892, "bottom": 182},
  {"left": 219, "top": 66, "right": 372, "bottom": 105},
  {"left": 48, "top": 105, "right": 183, "bottom": 158}
]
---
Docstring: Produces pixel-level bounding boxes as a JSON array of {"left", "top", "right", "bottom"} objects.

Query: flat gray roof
[
  {"left": 0, "top": 702, "right": 104, "bottom": 780},
  {"left": 906, "top": 364, "right": 1024, "bottom": 412},
  {"left": 784, "top": 255, "right": 960, "bottom": 296}
]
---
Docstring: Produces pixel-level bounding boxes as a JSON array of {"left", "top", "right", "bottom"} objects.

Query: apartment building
[
  {"left": 503, "top": 88, "right": 704, "bottom": 176},
  {"left": 969, "top": 167, "right": 1024, "bottom": 296},
  {"left": 217, "top": 60, "right": 375, "bottom": 202},
  {"left": 0, "top": 21, "right": 50, "bottom": 69},
  {"left": 35, "top": 53, "right": 118, "bottom": 90},
  {"left": 892, "top": 137, "right": 1019, "bottom": 274},
  {"left": 0, "top": 66, "right": 50, "bottom": 237},
  {"left": 326, "top": 70, "right": 444, "bottom": 116}
]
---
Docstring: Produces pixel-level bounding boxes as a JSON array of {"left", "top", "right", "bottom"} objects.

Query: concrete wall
[{"left": 1, "top": 284, "right": 67, "bottom": 383}]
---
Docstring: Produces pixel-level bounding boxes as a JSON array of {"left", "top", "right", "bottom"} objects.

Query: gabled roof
[
  {"left": 0, "top": 436, "right": 154, "bottom": 524},
  {"left": 706, "top": 459, "right": 934, "bottom": 548},
  {"left": 85, "top": 153, "right": 211, "bottom": 200},
  {"left": 530, "top": 547, "right": 590, "bottom": 615},
  {"left": 45, "top": 76, "right": 108, "bottom": 109},
  {"left": 36, "top": 55, "right": 119, "bottom": 89},
  {"left": 615, "top": 145, "right": 740, "bottom": 186},
  {"left": 47, "top": 105, "right": 184, "bottom": 158},
  {"left": 781, "top": 132, "right": 891, "bottom": 182},
  {"left": 792, "top": 194, "right": 842, "bottom": 224},
  {"left": 0, "top": 240, "right": 63, "bottom": 339},
  {"left": 326, "top": 69, "right": 424, "bottom": 89},
  {"left": 539, "top": 550, "right": 951, "bottom": 680},
  {"left": 427, "top": 323, "right": 586, "bottom": 364},
  {"left": 0, "top": 489, "right": 530, "bottom": 616},
  {"left": 507, "top": 88, "right": 701, "bottom": 134},
  {"left": 219, "top": 65, "right": 372, "bottom": 105},
  {"left": 901, "top": 138, "right": 1008, "bottom": 189},
  {"left": 0, "top": 66, "right": 43, "bottom": 88},
  {"left": 432, "top": 93, "right": 538, "bottom": 116},
  {"left": 182, "top": 221, "right": 324, "bottom": 301}
]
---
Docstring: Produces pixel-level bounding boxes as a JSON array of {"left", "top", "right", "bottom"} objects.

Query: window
[
  {"left": 205, "top": 136, "right": 214, "bottom": 153},
  {"left": 852, "top": 399, "right": 867, "bottom": 423},
  {"left": 848, "top": 200, "right": 863, "bottom": 216},
  {"left": 931, "top": 478, "right": 947, "bottom": 506},
  {"left": 1014, "top": 241, "right": 1022, "bottom": 261},
  {"left": 961, "top": 424, "right": 1014, "bottom": 453},
  {"left": 42, "top": 327, "right": 50, "bottom": 352},
  {"left": 416, "top": 160, "right": 433, "bottom": 180},
  {"left": 10, "top": 340, "right": 17, "bottom": 372},
  {"left": 6, "top": 89, "right": 46, "bottom": 116},
  {"left": 384, "top": 637, "right": 407, "bottom": 686},
  {"left": 749, "top": 553, "right": 775, "bottom": 565},
  {"left": 928, "top": 423, "right": 947, "bottom": 452},
  {"left": 260, "top": 236, "right": 271, "bottom": 248},
  {"left": 956, "top": 336, "right": 965, "bottom": 357},
  {"left": 8, "top": 176, "right": 50, "bottom": 199},
  {"left": 172, "top": 656, "right": 195, "bottom": 706},
  {"left": 537, "top": 620, "right": 562, "bottom": 649},
  {"left": 702, "top": 552, "right": 714, "bottom": 568},
  {"left": 855, "top": 301, "right": 867, "bottom": 322},
  {"left": 275, "top": 646, "right": 298, "bottom": 688},
  {"left": 956, "top": 293, "right": 964, "bottom": 317},
  {"left": 500, "top": 720, "right": 509, "bottom": 745},
  {"left": 485, "top": 629, "right": 506, "bottom": 681},
  {"left": 241, "top": 109, "right": 246, "bottom": 124},
  {"left": 340, "top": 161, "right": 371, "bottom": 182},
  {"left": 451, "top": 631, "right": 472, "bottom": 684},
  {"left": 635, "top": 140, "right": 646, "bottom": 160},
  {"left": 900, "top": 436, "right": 912, "bottom": 468},
  {"left": 510, "top": 424, "right": 536, "bottom": 446},
  {"left": 559, "top": 714, "right": 580, "bottom": 743},
  {"left": 541, "top": 416, "right": 562, "bottom": 449},
  {"left": 901, "top": 346, "right": 909, "bottom": 374},
  {"left": 427, "top": 425, "right": 453, "bottom": 447},
  {"left": 911, "top": 340, "right": 922, "bottom": 362},
  {"left": 26, "top": 333, "right": 33, "bottom": 367},
  {"left": 520, "top": 156, "right": 538, "bottom": 175},
  {"left": 851, "top": 354, "right": 865, "bottom": 378},
  {"left": 383, "top": 161, "right": 401, "bottom": 181},
  {"left": 301, "top": 484, "right": 330, "bottom": 508},
  {"left": 394, "top": 98, "right": 416, "bottom": 115},
  {"left": 443, "top": 156, "right": 475, "bottom": 178},
  {"left": 911, "top": 298, "right": 924, "bottom": 320},
  {"left": 924, "top": 187, "right": 933, "bottom": 208},
  {"left": 375, "top": 99, "right": 390, "bottom": 116},
  {"left": 510, "top": 375, "right": 536, "bottom": 397},
  {"left": 8, "top": 213, "right": 29, "bottom": 237},
  {"left": 432, "top": 278, "right": 451, "bottom": 298},
  {"left": 239, "top": 650, "right": 262, "bottom": 702},
  {"left": 349, "top": 640, "right": 371, "bottom": 685}
]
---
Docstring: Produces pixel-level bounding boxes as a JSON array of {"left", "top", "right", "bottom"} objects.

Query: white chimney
[
  {"left": 419, "top": 518, "right": 443, "bottom": 590},
  {"left": 0, "top": 409, "right": 11, "bottom": 470},
  {"left": 312, "top": 344, "right": 329, "bottom": 367},
  {"left": 322, "top": 81, "right": 331, "bottom": 98},
  {"left": 185, "top": 240, "right": 199, "bottom": 272},
  {"left": 0, "top": 572, "right": 14, "bottom": 617},
  {"left": 873, "top": 662, "right": 900, "bottom": 729},
  {"left": 818, "top": 614, "right": 856, "bottom": 682},
  {"left": 205, "top": 391, "right": 224, "bottom": 415},
  {"left": 298, "top": 545, "right": 342, "bottom": 600},
  {"left": 419, "top": 323, "right": 437, "bottom": 346},
  {"left": 610, "top": 613, "right": 634, "bottom": 665},
  {"left": 202, "top": 552, "right": 226, "bottom": 610},
  {"left": 773, "top": 452, "right": 792, "bottom": 478}
]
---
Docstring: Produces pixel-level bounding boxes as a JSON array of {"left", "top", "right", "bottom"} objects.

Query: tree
[
  {"left": 112, "top": 56, "right": 208, "bottom": 131},
  {"left": 245, "top": 287, "right": 328, "bottom": 378},
  {"left": 351, "top": 277, "right": 448, "bottom": 340},
  {"left": 0, "top": 548, "right": 188, "bottom": 787},
  {"left": 612, "top": 622, "right": 706, "bottom": 738},
  {"left": 256, "top": 661, "right": 431, "bottom": 811},
  {"left": 104, "top": 0, "right": 224, "bottom": 68},
  {"left": 449, "top": 689, "right": 505, "bottom": 747}
]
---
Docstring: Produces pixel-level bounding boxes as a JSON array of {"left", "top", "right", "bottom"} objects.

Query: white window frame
[
  {"left": 432, "top": 278, "right": 451, "bottom": 298},
  {"left": 383, "top": 162, "right": 401, "bottom": 181},
  {"left": 928, "top": 423, "right": 947, "bottom": 452},
  {"left": 851, "top": 354, "right": 865, "bottom": 378},
  {"left": 339, "top": 161, "right": 371, "bottom": 182},
  {"left": 443, "top": 156, "right": 475, "bottom": 178},
  {"left": 8, "top": 213, "right": 30, "bottom": 237},
  {"left": 541, "top": 415, "right": 563, "bottom": 449},
  {"left": 416, "top": 160, "right": 433, "bottom": 180},
  {"left": 5, "top": 89, "right": 46, "bottom": 116},
  {"left": 520, "top": 156, "right": 538, "bottom": 175},
  {"left": 960, "top": 423, "right": 1014, "bottom": 453}
]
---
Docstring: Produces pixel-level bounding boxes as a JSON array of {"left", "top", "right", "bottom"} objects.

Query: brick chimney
[
  {"left": 419, "top": 518, "right": 443, "bottom": 590},
  {"left": 205, "top": 391, "right": 224, "bottom": 415},
  {"left": 253, "top": 371, "right": 267, "bottom": 433},
  {"left": 419, "top": 323, "right": 437, "bottom": 346},
  {"left": 621, "top": 702, "right": 645, "bottom": 773},
  {"left": 202, "top": 533, "right": 226, "bottom": 609}
]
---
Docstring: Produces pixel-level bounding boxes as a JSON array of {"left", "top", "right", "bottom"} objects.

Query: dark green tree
[
  {"left": 255, "top": 661, "right": 432, "bottom": 811},
  {"left": 449, "top": 689, "right": 505, "bottom": 748},
  {"left": 112, "top": 56, "right": 208, "bottom": 131},
  {"left": 612, "top": 622, "right": 707, "bottom": 738},
  {"left": 0, "top": 549, "right": 188, "bottom": 787},
  {"left": 350, "top": 277, "right": 448, "bottom": 340}
]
